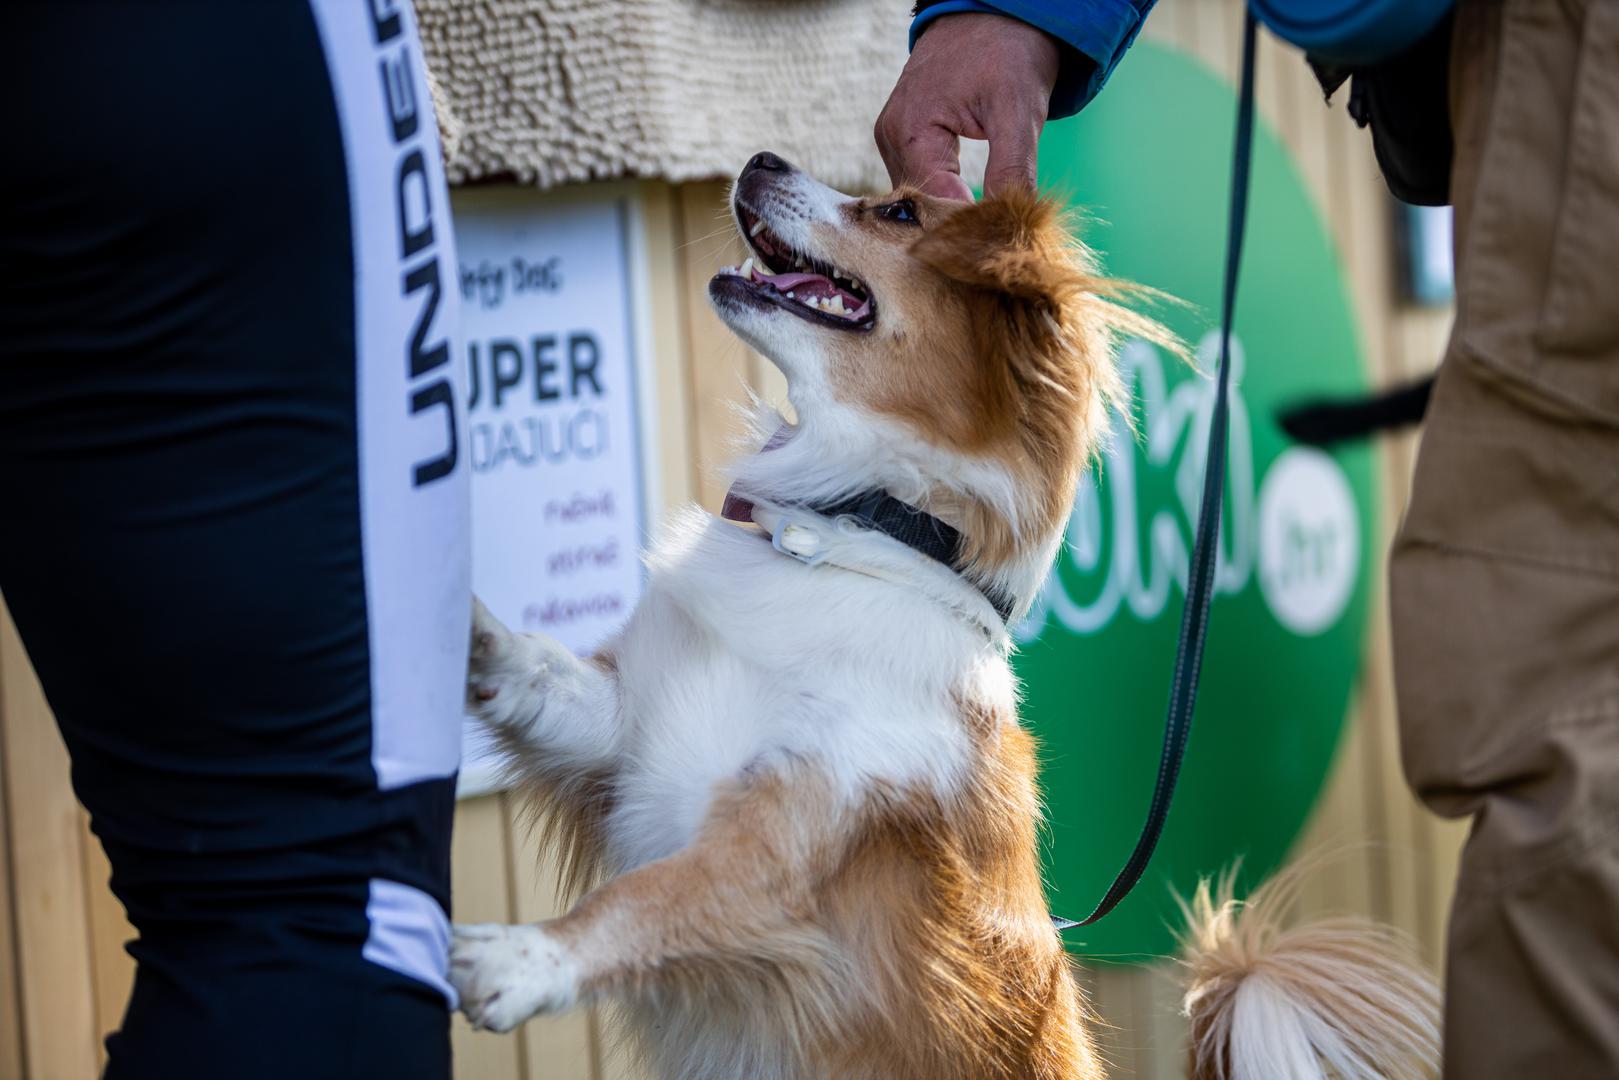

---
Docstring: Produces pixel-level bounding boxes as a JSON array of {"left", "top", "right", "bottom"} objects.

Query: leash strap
[{"left": 1054, "top": 10, "right": 1259, "bottom": 932}]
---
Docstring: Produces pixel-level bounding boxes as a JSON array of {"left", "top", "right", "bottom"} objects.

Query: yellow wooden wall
[{"left": 0, "top": 2, "right": 1466, "bottom": 1076}]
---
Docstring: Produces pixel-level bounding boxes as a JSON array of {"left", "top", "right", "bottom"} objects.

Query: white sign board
[{"left": 451, "top": 190, "right": 650, "bottom": 796}]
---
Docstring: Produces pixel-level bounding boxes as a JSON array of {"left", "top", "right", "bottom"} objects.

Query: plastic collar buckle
[{"left": 768, "top": 517, "right": 824, "bottom": 565}]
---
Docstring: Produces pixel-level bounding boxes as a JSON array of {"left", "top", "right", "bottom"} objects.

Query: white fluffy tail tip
[{"left": 1177, "top": 864, "right": 1441, "bottom": 1080}]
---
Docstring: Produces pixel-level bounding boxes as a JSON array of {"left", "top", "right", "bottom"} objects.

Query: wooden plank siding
[
  {"left": 0, "top": 608, "right": 102, "bottom": 1079},
  {"left": 0, "top": 3, "right": 1465, "bottom": 1075},
  {"left": 0, "top": 619, "right": 29, "bottom": 1078}
]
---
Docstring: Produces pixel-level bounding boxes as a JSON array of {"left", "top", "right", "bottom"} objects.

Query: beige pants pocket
[
  {"left": 1450, "top": 0, "right": 1619, "bottom": 420},
  {"left": 1536, "top": 0, "right": 1619, "bottom": 365}
]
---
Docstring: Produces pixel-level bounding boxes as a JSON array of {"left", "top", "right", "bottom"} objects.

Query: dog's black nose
[{"left": 744, "top": 151, "right": 791, "bottom": 175}]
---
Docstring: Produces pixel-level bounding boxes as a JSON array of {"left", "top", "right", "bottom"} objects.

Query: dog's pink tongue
[
  {"left": 758, "top": 270, "right": 829, "bottom": 292},
  {"left": 752, "top": 267, "right": 869, "bottom": 319}
]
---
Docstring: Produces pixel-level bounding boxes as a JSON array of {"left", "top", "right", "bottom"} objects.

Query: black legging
[{"left": 1, "top": 2, "right": 468, "bottom": 1076}]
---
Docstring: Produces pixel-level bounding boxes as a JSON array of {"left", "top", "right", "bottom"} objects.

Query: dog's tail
[{"left": 1176, "top": 863, "right": 1441, "bottom": 1080}]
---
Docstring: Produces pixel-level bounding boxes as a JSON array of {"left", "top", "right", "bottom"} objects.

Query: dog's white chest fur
[{"left": 601, "top": 509, "right": 998, "bottom": 871}]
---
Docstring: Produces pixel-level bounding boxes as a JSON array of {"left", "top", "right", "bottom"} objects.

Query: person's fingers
[
  {"left": 877, "top": 109, "right": 971, "bottom": 201},
  {"left": 918, "top": 170, "right": 976, "bottom": 202},
  {"left": 873, "top": 100, "right": 915, "bottom": 189},
  {"left": 981, "top": 106, "right": 1042, "bottom": 197},
  {"left": 874, "top": 107, "right": 899, "bottom": 183}
]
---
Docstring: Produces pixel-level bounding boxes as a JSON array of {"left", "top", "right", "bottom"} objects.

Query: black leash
[{"left": 1053, "top": 10, "right": 1259, "bottom": 932}]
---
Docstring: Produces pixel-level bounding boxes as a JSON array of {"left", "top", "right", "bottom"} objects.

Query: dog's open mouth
[{"left": 714, "top": 203, "right": 875, "bottom": 331}]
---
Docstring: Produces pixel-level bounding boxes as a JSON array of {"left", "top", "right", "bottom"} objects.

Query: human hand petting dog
[{"left": 875, "top": 12, "right": 1060, "bottom": 202}]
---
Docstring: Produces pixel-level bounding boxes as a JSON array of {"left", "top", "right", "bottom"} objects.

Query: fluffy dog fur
[{"left": 450, "top": 155, "right": 1439, "bottom": 1079}]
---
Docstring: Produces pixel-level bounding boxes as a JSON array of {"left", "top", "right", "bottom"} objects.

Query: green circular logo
[{"left": 1020, "top": 43, "right": 1377, "bottom": 960}]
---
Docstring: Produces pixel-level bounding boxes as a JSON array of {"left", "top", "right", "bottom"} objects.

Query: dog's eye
[{"left": 876, "top": 200, "right": 919, "bottom": 225}]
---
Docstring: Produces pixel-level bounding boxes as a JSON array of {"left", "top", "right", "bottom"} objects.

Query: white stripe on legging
[
  {"left": 362, "top": 878, "right": 457, "bottom": 1005},
  {"left": 306, "top": 0, "right": 471, "bottom": 791}
]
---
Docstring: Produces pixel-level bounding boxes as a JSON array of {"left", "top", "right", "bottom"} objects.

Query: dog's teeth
[
  {"left": 786, "top": 291, "right": 795, "bottom": 299},
  {"left": 795, "top": 257, "right": 806, "bottom": 269},
  {"left": 749, "top": 220, "right": 767, "bottom": 237},
  {"left": 849, "top": 277, "right": 861, "bottom": 290},
  {"left": 829, "top": 294, "right": 845, "bottom": 314},
  {"left": 741, "top": 257, "right": 755, "bottom": 280}
]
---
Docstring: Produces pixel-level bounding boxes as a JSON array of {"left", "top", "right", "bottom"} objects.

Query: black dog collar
[{"left": 722, "top": 487, "right": 1016, "bottom": 624}]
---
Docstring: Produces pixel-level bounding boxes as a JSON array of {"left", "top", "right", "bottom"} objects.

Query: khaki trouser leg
[{"left": 1390, "top": 1, "right": 1619, "bottom": 1076}]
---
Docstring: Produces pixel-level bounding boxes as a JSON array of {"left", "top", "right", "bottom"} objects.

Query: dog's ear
[{"left": 910, "top": 190, "right": 1088, "bottom": 307}]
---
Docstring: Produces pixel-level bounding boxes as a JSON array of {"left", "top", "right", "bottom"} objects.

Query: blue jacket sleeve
[{"left": 910, "top": 0, "right": 1157, "bottom": 119}]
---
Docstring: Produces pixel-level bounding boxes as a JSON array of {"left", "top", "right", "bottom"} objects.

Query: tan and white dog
[{"left": 449, "top": 152, "right": 1440, "bottom": 1080}]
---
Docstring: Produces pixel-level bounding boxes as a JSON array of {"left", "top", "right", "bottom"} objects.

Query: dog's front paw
[
  {"left": 466, "top": 597, "right": 543, "bottom": 734},
  {"left": 451, "top": 922, "right": 581, "bottom": 1032}
]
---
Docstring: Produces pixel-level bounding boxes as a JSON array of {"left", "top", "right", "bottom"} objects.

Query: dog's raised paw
[
  {"left": 469, "top": 597, "right": 513, "bottom": 665},
  {"left": 466, "top": 598, "right": 532, "bottom": 723},
  {"left": 450, "top": 922, "right": 581, "bottom": 1032}
]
